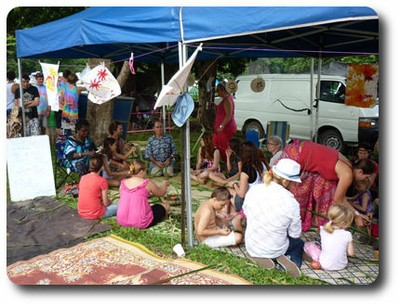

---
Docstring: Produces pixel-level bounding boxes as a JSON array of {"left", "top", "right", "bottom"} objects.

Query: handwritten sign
[{"left": 7, "top": 135, "right": 56, "bottom": 201}]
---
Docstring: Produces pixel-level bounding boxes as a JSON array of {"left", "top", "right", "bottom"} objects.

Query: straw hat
[
  {"left": 250, "top": 77, "right": 265, "bottom": 92},
  {"left": 225, "top": 80, "right": 238, "bottom": 93}
]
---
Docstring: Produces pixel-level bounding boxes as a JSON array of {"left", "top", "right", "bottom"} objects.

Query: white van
[{"left": 233, "top": 74, "right": 379, "bottom": 152}]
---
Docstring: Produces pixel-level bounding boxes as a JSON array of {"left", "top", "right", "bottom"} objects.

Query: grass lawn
[
  {"left": 59, "top": 191, "right": 325, "bottom": 285},
  {"left": 50, "top": 121, "right": 326, "bottom": 285}
]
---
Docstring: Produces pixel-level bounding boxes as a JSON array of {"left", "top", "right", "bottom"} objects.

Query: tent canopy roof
[{"left": 16, "top": 6, "right": 378, "bottom": 62}]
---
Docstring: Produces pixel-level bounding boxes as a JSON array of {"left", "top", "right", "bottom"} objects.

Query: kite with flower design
[{"left": 81, "top": 64, "right": 121, "bottom": 104}]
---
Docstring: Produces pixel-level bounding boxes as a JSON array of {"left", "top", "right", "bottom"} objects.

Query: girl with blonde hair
[{"left": 304, "top": 204, "right": 355, "bottom": 270}]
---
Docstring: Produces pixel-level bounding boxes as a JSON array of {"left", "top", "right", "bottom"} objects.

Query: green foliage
[
  {"left": 338, "top": 55, "right": 378, "bottom": 64},
  {"left": 216, "top": 58, "right": 248, "bottom": 80},
  {"left": 7, "top": 7, "right": 86, "bottom": 73},
  {"left": 7, "top": 7, "right": 85, "bottom": 33},
  {"left": 243, "top": 56, "right": 378, "bottom": 75}
]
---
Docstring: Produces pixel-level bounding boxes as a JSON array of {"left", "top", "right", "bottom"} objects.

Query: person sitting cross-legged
[
  {"left": 194, "top": 186, "right": 243, "bottom": 248},
  {"left": 144, "top": 121, "right": 177, "bottom": 177},
  {"left": 243, "top": 158, "right": 304, "bottom": 278},
  {"left": 190, "top": 131, "right": 221, "bottom": 184},
  {"left": 117, "top": 160, "right": 170, "bottom": 229},
  {"left": 77, "top": 154, "right": 119, "bottom": 220},
  {"left": 63, "top": 119, "right": 97, "bottom": 176}
]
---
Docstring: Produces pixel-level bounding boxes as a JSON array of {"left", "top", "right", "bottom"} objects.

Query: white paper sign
[{"left": 7, "top": 135, "right": 56, "bottom": 201}]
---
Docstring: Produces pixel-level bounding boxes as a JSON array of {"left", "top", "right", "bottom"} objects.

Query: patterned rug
[
  {"left": 7, "top": 235, "right": 251, "bottom": 285},
  {"left": 217, "top": 231, "right": 379, "bottom": 285}
]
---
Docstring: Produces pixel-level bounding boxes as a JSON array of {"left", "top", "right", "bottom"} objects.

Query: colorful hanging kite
[
  {"left": 129, "top": 53, "right": 136, "bottom": 75},
  {"left": 80, "top": 64, "right": 121, "bottom": 104},
  {"left": 40, "top": 62, "right": 59, "bottom": 111},
  {"left": 345, "top": 64, "right": 379, "bottom": 108}
]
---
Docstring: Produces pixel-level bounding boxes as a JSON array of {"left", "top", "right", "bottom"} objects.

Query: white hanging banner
[
  {"left": 154, "top": 43, "right": 203, "bottom": 109},
  {"left": 80, "top": 65, "right": 121, "bottom": 104},
  {"left": 40, "top": 62, "right": 59, "bottom": 111}
]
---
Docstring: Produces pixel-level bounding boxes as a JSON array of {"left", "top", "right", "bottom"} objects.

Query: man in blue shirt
[{"left": 145, "top": 121, "right": 177, "bottom": 177}]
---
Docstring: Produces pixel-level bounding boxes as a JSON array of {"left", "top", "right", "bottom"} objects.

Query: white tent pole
[
  {"left": 17, "top": 58, "right": 27, "bottom": 137},
  {"left": 161, "top": 60, "right": 166, "bottom": 134},
  {"left": 183, "top": 44, "right": 194, "bottom": 248},
  {"left": 178, "top": 41, "right": 194, "bottom": 248},
  {"left": 309, "top": 57, "right": 314, "bottom": 141},
  {"left": 179, "top": 6, "right": 194, "bottom": 248},
  {"left": 315, "top": 55, "right": 322, "bottom": 143}
]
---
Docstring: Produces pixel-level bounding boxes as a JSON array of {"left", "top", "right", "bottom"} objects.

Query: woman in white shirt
[{"left": 243, "top": 158, "right": 304, "bottom": 277}]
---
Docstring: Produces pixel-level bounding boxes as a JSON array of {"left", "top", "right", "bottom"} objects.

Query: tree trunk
[
  {"left": 85, "top": 59, "right": 131, "bottom": 146},
  {"left": 196, "top": 60, "right": 218, "bottom": 131}
]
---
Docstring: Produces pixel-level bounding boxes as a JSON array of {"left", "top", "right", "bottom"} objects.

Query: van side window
[{"left": 319, "top": 81, "right": 345, "bottom": 104}]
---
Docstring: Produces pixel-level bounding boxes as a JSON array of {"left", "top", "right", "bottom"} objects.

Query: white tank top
[{"left": 7, "top": 82, "right": 16, "bottom": 110}]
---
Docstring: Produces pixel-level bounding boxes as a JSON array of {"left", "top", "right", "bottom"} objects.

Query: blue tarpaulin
[{"left": 16, "top": 6, "right": 378, "bottom": 61}]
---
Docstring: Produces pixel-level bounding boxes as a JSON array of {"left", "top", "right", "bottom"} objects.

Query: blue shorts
[{"left": 103, "top": 203, "right": 118, "bottom": 218}]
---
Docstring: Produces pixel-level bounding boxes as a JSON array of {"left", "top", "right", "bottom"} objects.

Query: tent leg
[
  {"left": 184, "top": 119, "right": 194, "bottom": 247},
  {"left": 161, "top": 61, "right": 167, "bottom": 134},
  {"left": 309, "top": 57, "right": 314, "bottom": 141},
  {"left": 180, "top": 127, "right": 186, "bottom": 246},
  {"left": 17, "top": 58, "right": 27, "bottom": 137},
  {"left": 315, "top": 55, "right": 322, "bottom": 142}
]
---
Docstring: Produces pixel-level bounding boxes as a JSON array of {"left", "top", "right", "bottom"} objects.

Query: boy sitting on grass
[{"left": 194, "top": 186, "right": 243, "bottom": 248}]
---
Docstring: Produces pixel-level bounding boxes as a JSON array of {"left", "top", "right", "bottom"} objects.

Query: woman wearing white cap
[{"left": 243, "top": 158, "right": 304, "bottom": 277}]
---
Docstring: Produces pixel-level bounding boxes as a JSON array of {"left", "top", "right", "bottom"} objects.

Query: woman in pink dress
[
  {"left": 213, "top": 83, "right": 237, "bottom": 163},
  {"left": 117, "top": 160, "right": 170, "bottom": 229}
]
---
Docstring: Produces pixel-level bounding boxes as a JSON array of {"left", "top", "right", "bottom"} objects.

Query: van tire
[
  {"left": 243, "top": 121, "right": 265, "bottom": 140},
  {"left": 317, "top": 129, "right": 345, "bottom": 152}
]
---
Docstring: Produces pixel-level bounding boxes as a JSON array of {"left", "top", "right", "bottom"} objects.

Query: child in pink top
[
  {"left": 304, "top": 204, "right": 354, "bottom": 271},
  {"left": 117, "top": 160, "right": 170, "bottom": 229},
  {"left": 78, "top": 154, "right": 118, "bottom": 220}
]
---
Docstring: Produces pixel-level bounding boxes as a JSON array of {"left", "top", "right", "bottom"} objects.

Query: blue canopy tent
[
  {"left": 15, "top": 6, "right": 378, "bottom": 247},
  {"left": 16, "top": 6, "right": 378, "bottom": 61}
]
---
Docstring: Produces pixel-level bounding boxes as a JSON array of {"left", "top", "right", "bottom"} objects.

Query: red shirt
[
  {"left": 78, "top": 173, "right": 107, "bottom": 219},
  {"left": 300, "top": 141, "right": 339, "bottom": 181}
]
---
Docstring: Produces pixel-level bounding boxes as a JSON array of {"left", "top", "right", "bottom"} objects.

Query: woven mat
[
  {"left": 7, "top": 197, "right": 112, "bottom": 265},
  {"left": 7, "top": 235, "right": 251, "bottom": 285},
  {"left": 300, "top": 231, "right": 379, "bottom": 285},
  {"left": 217, "top": 231, "right": 379, "bottom": 285}
]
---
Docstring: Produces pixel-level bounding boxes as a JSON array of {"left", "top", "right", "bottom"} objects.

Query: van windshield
[
  {"left": 320, "top": 80, "right": 379, "bottom": 106},
  {"left": 319, "top": 81, "right": 345, "bottom": 104}
]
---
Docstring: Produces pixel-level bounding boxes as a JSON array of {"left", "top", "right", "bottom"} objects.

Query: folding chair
[
  {"left": 245, "top": 129, "right": 260, "bottom": 147},
  {"left": 54, "top": 134, "right": 79, "bottom": 189},
  {"left": 262, "top": 121, "right": 291, "bottom": 147}
]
